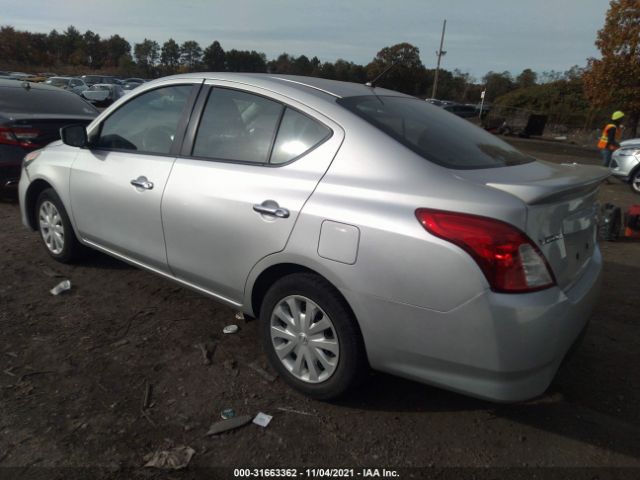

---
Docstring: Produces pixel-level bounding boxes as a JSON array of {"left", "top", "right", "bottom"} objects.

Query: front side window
[
  {"left": 338, "top": 95, "right": 534, "bottom": 169},
  {"left": 193, "top": 88, "right": 283, "bottom": 163},
  {"left": 95, "top": 84, "right": 193, "bottom": 154}
]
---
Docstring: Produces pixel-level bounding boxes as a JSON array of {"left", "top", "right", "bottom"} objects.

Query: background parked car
[
  {"left": 0, "top": 79, "right": 98, "bottom": 194},
  {"left": 81, "top": 83, "right": 126, "bottom": 107},
  {"left": 80, "top": 75, "right": 118, "bottom": 87},
  {"left": 44, "top": 76, "right": 88, "bottom": 95},
  {"left": 122, "top": 81, "right": 144, "bottom": 92},
  {"left": 443, "top": 103, "right": 478, "bottom": 118},
  {"left": 610, "top": 138, "right": 640, "bottom": 194}
]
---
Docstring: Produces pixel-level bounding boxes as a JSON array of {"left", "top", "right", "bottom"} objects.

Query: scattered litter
[
  {"left": 221, "top": 408, "right": 236, "bottom": 420},
  {"left": 144, "top": 445, "right": 195, "bottom": 470},
  {"left": 50, "top": 280, "right": 71, "bottom": 296},
  {"left": 206, "top": 415, "right": 252, "bottom": 435},
  {"left": 142, "top": 382, "right": 153, "bottom": 410},
  {"left": 111, "top": 339, "right": 129, "bottom": 348},
  {"left": 253, "top": 412, "right": 273, "bottom": 428},
  {"left": 554, "top": 136, "right": 567, "bottom": 141},
  {"left": 248, "top": 361, "right": 277, "bottom": 382},
  {"left": 223, "top": 324, "right": 239, "bottom": 334},
  {"left": 234, "top": 311, "right": 245, "bottom": 321},
  {"left": 277, "top": 407, "right": 315, "bottom": 417},
  {"left": 3, "top": 367, "right": 16, "bottom": 377},
  {"left": 197, "top": 342, "right": 216, "bottom": 365}
]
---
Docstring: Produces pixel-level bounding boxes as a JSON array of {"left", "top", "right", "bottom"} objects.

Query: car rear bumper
[
  {"left": 343, "top": 247, "right": 602, "bottom": 402},
  {"left": 1, "top": 146, "right": 25, "bottom": 192}
]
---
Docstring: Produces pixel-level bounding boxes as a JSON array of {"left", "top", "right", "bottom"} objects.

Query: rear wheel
[
  {"left": 260, "top": 273, "right": 368, "bottom": 400},
  {"left": 36, "top": 188, "right": 85, "bottom": 263}
]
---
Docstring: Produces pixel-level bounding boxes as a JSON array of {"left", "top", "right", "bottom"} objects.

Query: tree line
[
  {"left": 0, "top": 24, "right": 558, "bottom": 103},
  {"left": 1, "top": 0, "right": 638, "bottom": 136}
]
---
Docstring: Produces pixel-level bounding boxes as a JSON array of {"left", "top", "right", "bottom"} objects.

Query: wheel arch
[
  {"left": 249, "top": 262, "right": 364, "bottom": 341},
  {"left": 24, "top": 179, "right": 55, "bottom": 230}
]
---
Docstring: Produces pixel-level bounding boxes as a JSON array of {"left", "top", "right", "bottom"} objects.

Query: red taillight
[
  {"left": 415, "top": 208, "right": 556, "bottom": 293},
  {"left": 0, "top": 127, "right": 40, "bottom": 148}
]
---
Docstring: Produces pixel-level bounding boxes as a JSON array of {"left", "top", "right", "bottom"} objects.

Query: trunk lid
[{"left": 455, "top": 160, "right": 609, "bottom": 290}]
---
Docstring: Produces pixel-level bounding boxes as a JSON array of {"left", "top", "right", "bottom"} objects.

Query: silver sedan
[
  {"left": 19, "top": 73, "right": 606, "bottom": 402},
  {"left": 610, "top": 138, "right": 640, "bottom": 194}
]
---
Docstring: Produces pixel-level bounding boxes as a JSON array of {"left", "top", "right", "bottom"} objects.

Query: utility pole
[{"left": 431, "top": 19, "right": 447, "bottom": 100}]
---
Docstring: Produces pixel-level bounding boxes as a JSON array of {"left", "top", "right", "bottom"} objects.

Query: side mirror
[{"left": 60, "top": 124, "right": 88, "bottom": 148}]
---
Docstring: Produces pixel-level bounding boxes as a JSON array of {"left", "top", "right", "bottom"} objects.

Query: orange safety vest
[{"left": 597, "top": 123, "right": 621, "bottom": 150}]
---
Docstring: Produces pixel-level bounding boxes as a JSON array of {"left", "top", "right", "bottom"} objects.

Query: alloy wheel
[
  {"left": 632, "top": 172, "right": 640, "bottom": 193},
  {"left": 270, "top": 295, "right": 339, "bottom": 383},
  {"left": 39, "top": 200, "right": 65, "bottom": 255}
]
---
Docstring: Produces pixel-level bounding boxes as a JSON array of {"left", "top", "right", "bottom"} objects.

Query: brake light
[
  {"left": 415, "top": 208, "right": 555, "bottom": 293},
  {"left": 0, "top": 127, "right": 40, "bottom": 148}
]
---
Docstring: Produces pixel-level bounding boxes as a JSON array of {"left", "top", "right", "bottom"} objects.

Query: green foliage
[
  {"left": 202, "top": 41, "right": 225, "bottom": 71},
  {"left": 494, "top": 77, "right": 594, "bottom": 127},
  {"left": 160, "top": 39, "right": 181, "bottom": 73},
  {"left": 584, "top": 0, "right": 640, "bottom": 136},
  {"left": 225, "top": 50, "right": 267, "bottom": 73},
  {"left": 179, "top": 41, "right": 202, "bottom": 70}
]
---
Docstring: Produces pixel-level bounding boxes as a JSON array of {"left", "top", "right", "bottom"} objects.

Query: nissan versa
[{"left": 19, "top": 74, "right": 606, "bottom": 402}]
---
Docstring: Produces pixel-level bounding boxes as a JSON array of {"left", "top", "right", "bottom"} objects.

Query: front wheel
[
  {"left": 260, "top": 273, "right": 368, "bottom": 400},
  {"left": 630, "top": 169, "right": 640, "bottom": 194},
  {"left": 36, "top": 188, "right": 85, "bottom": 263}
]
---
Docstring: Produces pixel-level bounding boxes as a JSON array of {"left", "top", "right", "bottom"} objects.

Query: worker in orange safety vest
[{"left": 598, "top": 111, "right": 624, "bottom": 167}]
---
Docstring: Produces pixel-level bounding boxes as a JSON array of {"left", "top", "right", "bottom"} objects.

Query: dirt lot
[{"left": 1, "top": 138, "right": 640, "bottom": 479}]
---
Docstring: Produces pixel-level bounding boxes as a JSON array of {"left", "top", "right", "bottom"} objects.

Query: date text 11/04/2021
[{"left": 233, "top": 468, "right": 400, "bottom": 478}]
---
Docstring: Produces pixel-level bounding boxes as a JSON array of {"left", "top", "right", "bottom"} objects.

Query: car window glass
[
  {"left": 95, "top": 84, "right": 193, "bottom": 154},
  {"left": 193, "top": 88, "right": 283, "bottom": 163},
  {"left": 270, "top": 108, "right": 331, "bottom": 164},
  {"left": 338, "top": 96, "right": 534, "bottom": 169}
]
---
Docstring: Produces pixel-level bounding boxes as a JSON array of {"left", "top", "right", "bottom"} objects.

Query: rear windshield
[
  {"left": 0, "top": 85, "right": 98, "bottom": 115},
  {"left": 338, "top": 95, "right": 534, "bottom": 169}
]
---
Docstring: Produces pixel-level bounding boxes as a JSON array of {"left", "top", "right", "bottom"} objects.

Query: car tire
[
  {"left": 260, "top": 273, "right": 368, "bottom": 400},
  {"left": 630, "top": 168, "right": 640, "bottom": 194},
  {"left": 35, "top": 188, "right": 85, "bottom": 263}
]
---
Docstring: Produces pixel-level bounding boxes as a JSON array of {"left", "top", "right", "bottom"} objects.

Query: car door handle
[
  {"left": 130, "top": 176, "right": 154, "bottom": 190},
  {"left": 253, "top": 201, "right": 290, "bottom": 218}
]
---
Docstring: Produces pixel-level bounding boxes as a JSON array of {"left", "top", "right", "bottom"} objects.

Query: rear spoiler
[{"left": 486, "top": 163, "right": 610, "bottom": 205}]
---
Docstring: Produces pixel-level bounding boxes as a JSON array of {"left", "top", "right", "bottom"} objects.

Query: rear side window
[
  {"left": 95, "top": 84, "right": 193, "bottom": 154},
  {"left": 271, "top": 109, "right": 331, "bottom": 164},
  {"left": 338, "top": 95, "right": 533, "bottom": 169},
  {"left": 193, "top": 88, "right": 283, "bottom": 163},
  {"left": 0, "top": 86, "right": 98, "bottom": 115}
]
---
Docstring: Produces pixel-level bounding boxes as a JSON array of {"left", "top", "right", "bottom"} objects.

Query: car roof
[{"left": 157, "top": 72, "right": 409, "bottom": 100}]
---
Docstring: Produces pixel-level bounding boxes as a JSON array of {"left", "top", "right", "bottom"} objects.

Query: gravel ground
[{"left": 1, "top": 138, "right": 639, "bottom": 479}]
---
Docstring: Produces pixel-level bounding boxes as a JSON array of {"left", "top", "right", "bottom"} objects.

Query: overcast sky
[{"left": 1, "top": 0, "right": 611, "bottom": 79}]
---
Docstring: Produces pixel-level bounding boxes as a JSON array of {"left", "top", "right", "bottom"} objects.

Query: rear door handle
[
  {"left": 253, "top": 200, "right": 290, "bottom": 218},
  {"left": 130, "top": 176, "right": 154, "bottom": 190}
]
